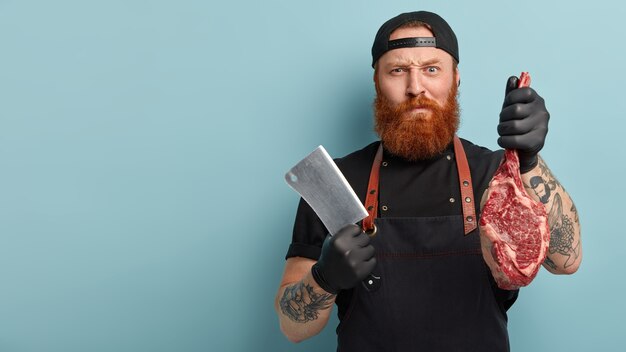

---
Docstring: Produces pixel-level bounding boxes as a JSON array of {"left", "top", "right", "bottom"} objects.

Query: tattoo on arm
[
  {"left": 279, "top": 282, "right": 335, "bottom": 323},
  {"left": 538, "top": 159, "right": 562, "bottom": 190},
  {"left": 570, "top": 203, "right": 580, "bottom": 224},
  {"left": 544, "top": 256, "right": 558, "bottom": 270},
  {"left": 538, "top": 160, "right": 549, "bottom": 176},
  {"left": 547, "top": 193, "right": 580, "bottom": 268},
  {"left": 535, "top": 158, "right": 581, "bottom": 268},
  {"left": 529, "top": 175, "right": 551, "bottom": 204}
]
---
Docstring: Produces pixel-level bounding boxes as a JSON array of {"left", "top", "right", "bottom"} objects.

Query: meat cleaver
[{"left": 285, "top": 146, "right": 368, "bottom": 236}]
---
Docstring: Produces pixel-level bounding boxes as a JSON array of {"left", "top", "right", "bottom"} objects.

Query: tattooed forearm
[
  {"left": 547, "top": 193, "right": 579, "bottom": 267},
  {"left": 538, "top": 159, "right": 562, "bottom": 190},
  {"left": 279, "top": 282, "right": 335, "bottom": 323},
  {"left": 526, "top": 157, "right": 582, "bottom": 271}
]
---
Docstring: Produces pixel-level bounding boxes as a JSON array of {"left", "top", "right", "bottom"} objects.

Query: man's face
[
  {"left": 373, "top": 26, "right": 460, "bottom": 160},
  {"left": 375, "top": 26, "right": 459, "bottom": 114}
]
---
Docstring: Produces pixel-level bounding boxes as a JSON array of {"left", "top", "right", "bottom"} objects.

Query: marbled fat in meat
[{"left": 479, "top": 150, "right": 550, "bottom": 290}]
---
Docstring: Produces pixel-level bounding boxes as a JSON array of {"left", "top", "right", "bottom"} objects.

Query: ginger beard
[{"left": 374, "top": 77, "right": 460, "bottom": 161}]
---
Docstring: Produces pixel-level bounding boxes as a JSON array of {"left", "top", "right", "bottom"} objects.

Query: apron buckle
[{"left": 364, "top": 224, "right": 378, "bottom": 237}]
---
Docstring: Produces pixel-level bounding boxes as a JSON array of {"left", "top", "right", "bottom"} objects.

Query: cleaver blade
[{"left": 285, "top": 146, "right": 368, "bottom": 236}]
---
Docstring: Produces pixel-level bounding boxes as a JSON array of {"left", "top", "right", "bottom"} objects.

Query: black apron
[{"left": 336, "top": 138, "right": 512, "bottom": 351}]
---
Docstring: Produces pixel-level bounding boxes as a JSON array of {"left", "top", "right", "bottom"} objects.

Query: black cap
[{"left": 371, "top": 11, "right": 459, "bottom": 68}]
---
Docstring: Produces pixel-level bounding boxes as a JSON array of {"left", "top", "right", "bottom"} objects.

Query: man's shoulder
[
  {"left": 334, "top": 141, "right": 380, "bottom": 167},
  {"left": 333, "top": 141, "right": 380, "bottom": 190},
  {"left": 459, "top": 137, "right": 504, "bottom": 160},
  {"left": 458, "top": 137, "right": 504, "bottom": 184}
]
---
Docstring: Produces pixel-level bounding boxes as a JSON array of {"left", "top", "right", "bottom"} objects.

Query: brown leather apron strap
[
  {"left": 362, "top": 143, "right": 383, "bottom": 235},
  {"left": 361, "top": 136, "right": 476, "bottom": 236},
  {"left": 453, "top": 136, "right": 477, "bottom": 235}
]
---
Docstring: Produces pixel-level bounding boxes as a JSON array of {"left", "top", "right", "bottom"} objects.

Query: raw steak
[{"left": 479, "top": 149, "right": 550, "bottom": 290}]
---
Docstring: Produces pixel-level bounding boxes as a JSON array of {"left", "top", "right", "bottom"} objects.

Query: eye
[
  {"left": 425, "top": 66, "right": 439, "bottom": 74},
  {"left": 390, "top": 67, "right": 407, "bottom": 75}
]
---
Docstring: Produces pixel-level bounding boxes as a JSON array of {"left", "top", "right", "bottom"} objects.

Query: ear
[
  {"left": 373, "top": 66, "right": 381, "bottom": 89},
  {"left": 455, "top": 67, "right": 460, "bottom": 87},
  {"left": 373, "top": 63, "right": 378, "bottom": 83}
]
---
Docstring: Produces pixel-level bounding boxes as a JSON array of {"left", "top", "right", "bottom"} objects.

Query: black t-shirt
[
  {"left": 286, "top": 138, "right": 504, "bottom": 260},
  {"left": 285, "top": 138, "right": 520, "bottom": 322}
]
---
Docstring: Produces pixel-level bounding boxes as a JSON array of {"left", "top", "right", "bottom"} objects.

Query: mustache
[
  {"left": 394, "top": 95, "right": 442, "bottom": 114},
  {"left": 373, "top": 81, "right": 460, "bottom": 161}
]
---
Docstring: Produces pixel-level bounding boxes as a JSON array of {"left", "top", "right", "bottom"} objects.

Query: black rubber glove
[
  {"left": 311, "top": 224, "right": 376, "bottom": 294},
  {"left": 498, "top": 76, "right": 550, "bottom": 173}
]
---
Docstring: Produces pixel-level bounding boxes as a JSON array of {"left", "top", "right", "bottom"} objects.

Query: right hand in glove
[{"left": 311, "top": 224, "right": 377, "bottom": 294}]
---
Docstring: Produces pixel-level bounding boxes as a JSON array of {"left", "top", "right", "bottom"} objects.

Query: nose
[{"left": 406, "top": 70, "right": 425, "bottom": 97}]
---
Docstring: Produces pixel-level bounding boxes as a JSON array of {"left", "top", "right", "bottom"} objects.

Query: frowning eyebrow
[{"left": 385, "top": 57, "right": 442, "bottom": 67}]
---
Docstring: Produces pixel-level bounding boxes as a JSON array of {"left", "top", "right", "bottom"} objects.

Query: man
[{"left": 275, "top": 11, "right": 581, "bottom": 351}]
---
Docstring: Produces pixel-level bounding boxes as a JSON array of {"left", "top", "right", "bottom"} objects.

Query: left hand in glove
[{"left": 497, "top": 76, "right": 550, "bottom": 173}]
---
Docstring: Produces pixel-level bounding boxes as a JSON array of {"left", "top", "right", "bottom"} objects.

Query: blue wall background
[{"left": 0, "top": 0, "right": 622, "bottom": 351}]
